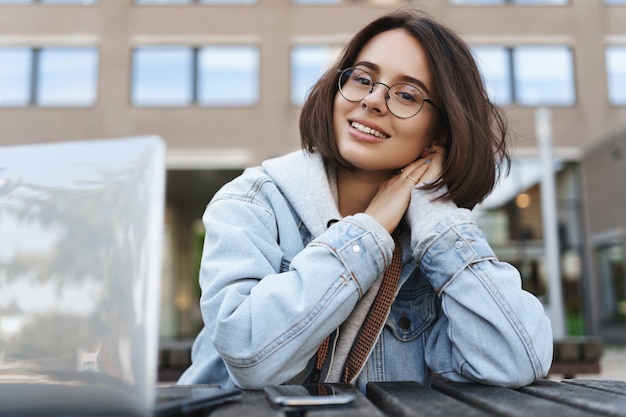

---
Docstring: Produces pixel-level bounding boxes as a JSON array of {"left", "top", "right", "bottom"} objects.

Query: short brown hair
[{"left": 299, "top": 8, "right": 510, "bottom": 210}]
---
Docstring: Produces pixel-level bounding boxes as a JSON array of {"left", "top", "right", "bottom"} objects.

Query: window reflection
[
  {"left": 0, "top": 47, "right": 32, "bottom": 106},
  {"left": 514, "top": 46, "right": 575, "bottom": 105},
  {"left": 472, "top": 46, "right": 512, "bottom": 105},
  {"left": 132, "top": 47, "right": 194, "bottom": 107},
  {"left": 39, "top": 0, "right": 98, "bottom": 3},
  {"left": 197, "top": 0, "right": 256, "bottom": 3},
  {"left": 292, "top": 0, "right": 570, "bottom": 3},
  {"left": 606, "top": 46, "right": 626, "bottom": 105},
  {"left": 0, "top": 0, "right": 98, "bottom": 3},
  {"left": 472, "top": 45, "right": 575, "bottom": 106},
  {"left": 135, "top": 0, "right": 193, "bottom": 3},
  {"left": 290, "top": 45, "right": 338, "bottom": 106},
  {"left": 449, "top": 0, "right": 506, "bottom": 4},
  {"left": 131, "top": 45, "right": 259, "bottom": 107},
  {"left": 38, "top": 47, "right": 98, "bottom": 106},
  {"left": 291, "top": 0, "right": 341, "bottom": 3},
  {"left": 134, "top": 0, "right": 256, "bottom": 4},
  {"left": 0, "top": 46, "right": 97, "bottom": 107},
  {"left": 450, "top": 0, "right": 567, "bottom": 4},
  {"left": 197, "top": 46, "right": 259, "bottom": 106}
]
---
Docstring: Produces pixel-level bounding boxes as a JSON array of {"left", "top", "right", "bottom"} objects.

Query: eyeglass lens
[{"left": 338, "top": 67, "right": 426, "bottom": 118}]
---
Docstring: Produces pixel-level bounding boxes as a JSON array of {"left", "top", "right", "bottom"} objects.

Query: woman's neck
[{"left": 336, "top": 167, "right": 391, "bottom": 217}]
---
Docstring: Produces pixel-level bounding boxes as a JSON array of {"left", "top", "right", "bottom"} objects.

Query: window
[
  {"left": 514, "top": 46, "right": 575, "bottom": 105},
  {"left": 450, "top": 0, "right": 567, "bottom": 4},
  {"left": 135, "top": 0, "right": 193, "bottom": 3},
  {"left": 606, "top": 46, "right": 626, "bottom": 105},
  {"left": 131, "top": 45, "right": 259, "bottom": 107},
  {"left": 134, "top": 0, "right": 256, "bottom": 4},
  {"left": 197, "top": 46, "right": 259, "bottom": 106},
  {"left": 290, "top": 45, "right": 339, "bottom": 106},
  {"left": 0, "top": 0, "right": 98, "bottom": 4},
  {"left": 0, "top": 46, "right": 98, "bottom": 107},
  {"left": 38, "top": 47, "right": 99, "bottom": 106},
  {"left": 596, "top": 244, "right": 626, "bottom": 322},
  {"left": 291, "top": 0, "right": 346, "bottom": 3},
  {"left": 132, "top": 47, "right": 194, "bottom": 106},
  {"left": 0, "top": 47, "right": 31, "bottom": 106},
  {"left": 471, "top": 45, "right": 575, "bottom": 106},
  {"left": 450, "top": 0, "right": 505, "bottom": 4},
  {"left": 472, "top": 46, "right": 512, "bottom": 105}
]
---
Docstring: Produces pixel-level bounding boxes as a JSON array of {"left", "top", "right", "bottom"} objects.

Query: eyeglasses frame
[{"left": 337, "top": 67, "right": 441, "bottom": 119}]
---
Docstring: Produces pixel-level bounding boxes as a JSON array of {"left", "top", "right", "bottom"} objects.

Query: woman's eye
[
  {"left": 395, "top": 91, "right": 418, "bottom": 103},
  {"left": 391, "top": 85, "right": 423, "bottom": 105},
  {"left": 354, "top": 76, "right": 372, "bottom": 86}
]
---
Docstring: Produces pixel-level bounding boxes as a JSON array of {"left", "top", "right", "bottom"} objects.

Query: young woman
[{"left": 178, "top": 9, "right": 553, "bottom": 392}]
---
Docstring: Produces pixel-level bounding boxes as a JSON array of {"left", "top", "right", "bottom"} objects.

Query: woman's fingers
[
  {"left": 403, "top": 158, "right": 431, "bottom": 186},
  {"left": 403, "top": 145, "right": 446, "bottom": 185},
  {"left": 364, "top": 145, "right": 447, "bottom": 233}
]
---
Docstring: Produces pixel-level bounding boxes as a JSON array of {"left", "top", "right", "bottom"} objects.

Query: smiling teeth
[{"left": 351, "top": 122, "right": 388, "bottom": 138}]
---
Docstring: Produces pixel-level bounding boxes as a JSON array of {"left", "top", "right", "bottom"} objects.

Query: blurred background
[{"left": 0, "top": 0, "right": 624, "bottom": 370}]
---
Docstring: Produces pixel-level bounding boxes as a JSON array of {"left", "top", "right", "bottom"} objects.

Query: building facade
[{"left": 1, "top": 0, "right": 625, "bottom": 342}]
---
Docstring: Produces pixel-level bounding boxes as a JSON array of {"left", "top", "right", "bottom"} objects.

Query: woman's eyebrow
[{"left": 354, "top": 60, "right": 434, "bottom": 96}]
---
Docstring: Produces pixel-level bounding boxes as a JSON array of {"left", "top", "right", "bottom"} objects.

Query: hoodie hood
[{"left": 262, "top": 150, "right": 341, "bottom": 238}]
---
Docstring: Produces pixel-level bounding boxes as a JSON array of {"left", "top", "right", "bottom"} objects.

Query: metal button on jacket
[{"left": 398, "top": 316, "right": 411, "bottom": 331}]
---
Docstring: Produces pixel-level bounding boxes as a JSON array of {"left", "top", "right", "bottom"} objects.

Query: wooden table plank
[
  {"left": 432, "top": 380, "right": 601, "bottom": 417},
  {"left": 210, "top": 384, "right": 384, "bottom": 417},
  {"left": 366, "top": 381, "right": 491, "bottom": 417},
  {"left": 520, "top": 379, "right": 626, "bottom": 417},
  {"left": 562, "top": 379, "right": 626, "bottom": 397},
  {"left": 208, "top": 390, "right": 284, "bottom": 417},
  {"left": 307, "top": 384, "right": 387, "bottom": 417}
]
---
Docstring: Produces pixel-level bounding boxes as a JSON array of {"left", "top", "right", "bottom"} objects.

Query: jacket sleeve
[
  {"left": 197, "top": 180, "right": 393, "bottom": 389},
  {"left": 406, "top": 187, "right": 553, "bottom": 387}
]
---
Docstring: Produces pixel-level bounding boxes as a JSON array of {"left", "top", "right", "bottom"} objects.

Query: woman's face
[{"left": 333, "top": 29, "right": 442, "bottom": 174}]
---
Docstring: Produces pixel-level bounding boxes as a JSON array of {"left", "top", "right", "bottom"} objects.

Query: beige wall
[{"left": 1, "top": 0, "right": 625, "bottom": 165}]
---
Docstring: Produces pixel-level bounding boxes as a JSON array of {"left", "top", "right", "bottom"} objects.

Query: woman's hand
[{"left": 364, "top": 145, "right": 446, "bottom": 234}]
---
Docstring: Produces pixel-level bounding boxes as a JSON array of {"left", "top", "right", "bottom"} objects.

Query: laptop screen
[{"left": 0, "top": 137, "right": 166, "bottom": 415}]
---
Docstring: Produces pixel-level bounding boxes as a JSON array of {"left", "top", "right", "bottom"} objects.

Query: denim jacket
[{"left": 178, "top": 150, "right": 553, "bottom": 391}]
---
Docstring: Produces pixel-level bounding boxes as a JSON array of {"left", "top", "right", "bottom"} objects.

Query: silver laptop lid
[{"left": 0, "top": 137, "right": 166, "bottom": 415}]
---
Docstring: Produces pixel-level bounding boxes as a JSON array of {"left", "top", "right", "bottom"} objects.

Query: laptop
[{"left": 0, "top": 137, "right": 240, "bottom": 416}]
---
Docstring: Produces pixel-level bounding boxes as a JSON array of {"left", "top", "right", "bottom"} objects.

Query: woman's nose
[{"left": 361, "top": 84, "right": 389, "bottom": 115}]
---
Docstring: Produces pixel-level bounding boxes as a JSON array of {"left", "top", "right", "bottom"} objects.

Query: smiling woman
[{"left": 177, "top": 8, "right": 553, "bottom": 392}]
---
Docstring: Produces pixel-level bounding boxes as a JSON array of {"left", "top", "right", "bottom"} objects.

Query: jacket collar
[{"left": 262, "top": 150, "right": 341, "bottom": 238}]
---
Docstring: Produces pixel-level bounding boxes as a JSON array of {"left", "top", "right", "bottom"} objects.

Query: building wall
[
  {"left": 1, "top": 1, "right": 625, "bottom": 159},
  {"left": 1, "top": 0, "right": 625, "bottom": 339}
]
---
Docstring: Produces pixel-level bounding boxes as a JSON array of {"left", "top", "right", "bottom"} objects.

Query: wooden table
[{"left": 205, "top": 379, "right": 626, "bottom": 417}]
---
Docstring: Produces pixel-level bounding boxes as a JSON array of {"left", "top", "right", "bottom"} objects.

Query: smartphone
[{"left": 264, "top": 384, "right": 355, "bottom": 410}]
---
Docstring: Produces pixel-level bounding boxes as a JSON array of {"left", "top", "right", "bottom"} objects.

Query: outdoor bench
[{"left": 549, "top": 336, "right": 603, "bottom": 379}]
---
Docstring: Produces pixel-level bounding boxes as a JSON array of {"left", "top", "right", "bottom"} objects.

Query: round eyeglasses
[{"left": 337, "top": 67, "right": 440, "bottom": 119}]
